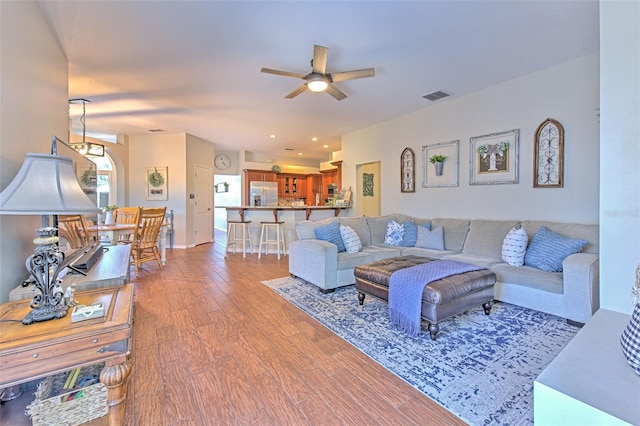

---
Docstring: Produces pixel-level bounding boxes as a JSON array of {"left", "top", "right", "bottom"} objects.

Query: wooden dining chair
[
  {"left": 58, "top": 215, "right": 91, "bottom": 249},
  {"left": 130, "top": 207, "right": 167, "bottom": 276},
  {"left": 115, "top": 207, "right": 140, "bottom": 244}
]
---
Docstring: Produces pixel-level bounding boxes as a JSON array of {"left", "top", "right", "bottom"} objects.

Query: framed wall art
[
  {"left": 146, "top": 166, "right": 168, "bottom": 201},
  {"left": 422, "top": 140, "right": 459, "bottom": 188},
  {"left": 400, "top": 147, "right": 415, "bottom": 193},
  {"left": 533, "top": 118, "right": 564, "bottom": 188},
  {"left": 470, "top": 129, "right": 519, "bottom": 185}
]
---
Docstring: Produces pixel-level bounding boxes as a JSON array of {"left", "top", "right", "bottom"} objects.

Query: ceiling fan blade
[
  {"left": 284, "top": 84, "right": 308, "bottom": 99},
  {"left": 330, "top": 68, "right": 375, "bottom": 83},
  {"left": 325, "top": 84, "right": 347, "bottom": 101},
  {"left": 261, "top": 67, "right": 306, "bottom": 79},
  {"left": 312, "top": 45, "right": 328, "bottom": 75}
]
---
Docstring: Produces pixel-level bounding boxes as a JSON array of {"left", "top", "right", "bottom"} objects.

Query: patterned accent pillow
[
  {"left": 501, "top": 227, "right": 529, "bottom": 267},
  {"left": 524, "top": 226, "right": 588, "bottom": 272},
  {"left": 384, "top": 220, "right": 404, "bottom": 245},
  {"left": 314, "top": 220, "right": 346, "bottom": 253},
  {"left": 401, "top": 221, "right": 418, "bottom": 247},
  {"left": 415, "top": 225, "right": 444, "bottom": 250},
  {"left": 339, "top": 225, "right": 362, "bottom": 254}
]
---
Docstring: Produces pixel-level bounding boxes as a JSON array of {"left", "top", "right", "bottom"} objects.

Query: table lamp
[{"left": 0, "top": 152, "right": 101, "bottom": 324}]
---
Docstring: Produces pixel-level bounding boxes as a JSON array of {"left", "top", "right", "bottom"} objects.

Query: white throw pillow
[
  {"left": 415, "top": 225, "right": 444, "bottom": 250},
  {"left": 340, "top": 225, "right": 362, "bottom": 253},
  {"left": 501, "top": 227, "right": 529, "bottom": 266}
]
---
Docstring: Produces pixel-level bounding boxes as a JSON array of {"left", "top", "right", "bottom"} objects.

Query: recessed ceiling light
[
  {"left": 270, "top": 134, "right": 276, "bottom": 139},
  {"left": 298, "top": 153, "right": 303, "bottom": 156},
  {"left": 323, "top": 144, "right": 329, "bottom": 148},
  {"left": 312, "top": 137, "right": 318, "bottom": 142}
]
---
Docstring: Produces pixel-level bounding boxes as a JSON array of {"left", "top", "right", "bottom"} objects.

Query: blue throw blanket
[{"left": 389, "top": 260, "right": 482, "bottom": 337}]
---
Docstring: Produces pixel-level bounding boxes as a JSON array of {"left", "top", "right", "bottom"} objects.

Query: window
[{"left": 92, "top": 155, "right": 115, "bottom": 208}]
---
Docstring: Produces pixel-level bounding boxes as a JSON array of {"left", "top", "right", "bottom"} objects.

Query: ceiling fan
[{"left": 261, "top": 44, "right": 375, "bottom": 101}]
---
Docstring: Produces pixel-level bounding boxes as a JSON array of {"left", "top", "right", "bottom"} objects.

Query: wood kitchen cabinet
[
  {"left": 278, "top": 174, "right": 308, "bottom": 198},
  {"left": 306, "top": 174, "right": 323, "bottom": 205}
]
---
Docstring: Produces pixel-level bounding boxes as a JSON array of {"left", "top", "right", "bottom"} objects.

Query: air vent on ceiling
[
  {"left": 284, "top": 148, "right": 294, "bottom": 151},
  {"left": 422, "top": 90, "right": 450, "bottom": 101},
  {"left": 148, "top": 128, "right": 164, "bottom": 133}
]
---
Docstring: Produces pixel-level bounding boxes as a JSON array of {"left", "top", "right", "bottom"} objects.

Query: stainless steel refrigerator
[{"left": 249, "top": 181, "right": 278, "bottom": 206}]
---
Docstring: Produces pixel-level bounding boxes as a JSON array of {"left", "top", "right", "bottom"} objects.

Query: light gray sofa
[{"left": 288, "top": 214, "right": 599, "bottom": 324}]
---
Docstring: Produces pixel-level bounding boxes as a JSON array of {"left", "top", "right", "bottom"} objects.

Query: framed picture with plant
[
  {"left": 146, "top": 166, "right": 168, "bottom": 200},
  {"left": 469, "top": 129, "right": 519, "bottom": 185},
  {"left": 422, "top": 140, "right": 459, "bottom": 188}
]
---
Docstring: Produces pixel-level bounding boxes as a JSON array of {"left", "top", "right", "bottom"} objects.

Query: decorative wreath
[
  {"left": 80, "top": 169, "right": 97, "bottom": 187},
  {"left": 148, "top": 168, "right": 165, "bottom": 188}
]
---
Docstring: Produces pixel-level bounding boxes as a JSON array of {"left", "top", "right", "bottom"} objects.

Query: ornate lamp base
[{"left": 22, "top": 227, "right": 68, "bottom": 325}]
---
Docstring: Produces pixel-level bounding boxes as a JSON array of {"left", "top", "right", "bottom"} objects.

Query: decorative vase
[
  {"left": 104, "top": 211, "right": 115, "bottom": 226},
  {"left": 620, "top": 263, "right": 640, "bottom": 376},
  {"left": 434, "top": 162, "right": 444, "bottom": 176}
]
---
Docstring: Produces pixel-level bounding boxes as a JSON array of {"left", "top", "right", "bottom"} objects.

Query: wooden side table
[{"left": 0, "top": 284, "right": 134, "bottom": 426}]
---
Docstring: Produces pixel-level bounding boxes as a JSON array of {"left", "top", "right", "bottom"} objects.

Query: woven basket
[{"left": 26, "top": 363, "right": 108, "bottom": 426}]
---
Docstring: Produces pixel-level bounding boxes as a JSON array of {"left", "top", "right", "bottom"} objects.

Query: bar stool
[
  {"left": 226, "top": 220, "right": 253, "bottom": 258},
  {"left": 258, "top": 221, "right": 286, "bottom": 259}
]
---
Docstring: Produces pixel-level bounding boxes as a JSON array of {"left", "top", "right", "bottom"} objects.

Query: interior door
[
  {"left": 194, "top": 164, "right": 212, "bottom": 245},
  {"left": 356, "top": 162, "right": 381, "bottom": 217}
]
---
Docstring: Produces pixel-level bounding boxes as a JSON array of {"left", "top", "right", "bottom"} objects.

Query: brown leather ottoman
[{"left": 354, "top": 255, "right": 496, "bottom": 340}]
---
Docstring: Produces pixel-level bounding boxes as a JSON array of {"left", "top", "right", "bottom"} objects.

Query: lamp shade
[{"left": 0, "top": 153, "right": 100, "bottom": 215}]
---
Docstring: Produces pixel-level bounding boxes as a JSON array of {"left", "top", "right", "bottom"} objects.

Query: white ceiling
[{"left": 38, "top": 1, "right": 599, "bottom": 162}]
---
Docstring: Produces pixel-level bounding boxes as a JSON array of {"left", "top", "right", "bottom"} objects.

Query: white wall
[
  {"left": 342, "top": 53, "right": 600, "bottom": 224},
  {"left": 128, "top": 133, "right": 188, "bottom": 246},
  {"left": 599, "top": 1, "right": 640, "bottom": 314},
  {"left": 0, "top": 1, "right": 69, "bottom": 302}
]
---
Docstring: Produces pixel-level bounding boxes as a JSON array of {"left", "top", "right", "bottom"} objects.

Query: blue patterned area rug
[{"left": 262, "top": 277, "right": 579, "bottom": 426}]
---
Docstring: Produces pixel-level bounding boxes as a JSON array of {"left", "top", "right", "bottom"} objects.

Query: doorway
[
  {"left": 194, "top": 164, "right": 213, "bottom": 245},
  {"left": 355, "top": 161, "right": 381, "bottom": 217}
]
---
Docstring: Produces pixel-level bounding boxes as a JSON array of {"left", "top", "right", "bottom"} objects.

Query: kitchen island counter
[{"left": 219, "top": 205, "right": 350, "bottom": 251}]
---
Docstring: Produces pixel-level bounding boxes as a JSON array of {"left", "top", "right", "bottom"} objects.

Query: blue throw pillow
[
  {"left": 524, "top": 226, "right": 588, "bottom": 272},
  {"left": 314, "top": 220, "right": 346, "bottom": 252},
  {"left": 401, "top": 221, "right": 418, "bottom": 247}
]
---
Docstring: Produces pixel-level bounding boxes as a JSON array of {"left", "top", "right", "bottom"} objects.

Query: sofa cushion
[
  {"left": 491, "top": 263, "right": 563, "bottom": 294},
  {"left": 464, "top": 220, "right": 520, "bottom": 258},
  {"left": 501, "top": 227, "right": 529, "bottom": 266},
  {"left": 400, "top": 246, "right": 458, "bottom": 259},
  {"left": 524, "top": 226, "right": 588, "bottom": 272},
  {"left": 395, "top": 214, "right": 431, "bottom": 229},
  {"left": 336, "top": 250, "right": 373, "bottom": 270},
  {"left": 401, "top": 221, "right": 418, "bottom": 247},
  {"left": 415, "top": 225, "right": 444, "bottom": 250},
  {"left": 340, "top": 225, "right": 362, "bottom": 253},
  {"left": 384, "top": 220, "right": 404, "bottom": 245},
  {"left": 443, "top": 253, "right": 504, "bottom": 269},
  {"left": 367, "top": 215, "right": 397, "bottom": 245},
  {"left": 314, "top": 220, "right": 346, "bottom": 253},
  {"left": 295, "top": 217, "right": 336, "bottom": 240},
  {"left": 338, "top": 216, "right": 371, "bottom": 246},
  {"left": 361, "top": 245, "right": 403, "bottom": 261},
  {"left": 431, "top": 218, "right": 470, "bottom": 251},
  {"left": 521, "top": 221, "right": 599, "bottom": 254}
]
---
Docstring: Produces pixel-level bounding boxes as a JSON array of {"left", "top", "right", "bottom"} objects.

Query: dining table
[{"left": 85, "top": 222, "right": 170, "bottom": 265}]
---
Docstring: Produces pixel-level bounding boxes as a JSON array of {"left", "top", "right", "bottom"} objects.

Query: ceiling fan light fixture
[{"left": 307, "top": 76, "right": 328, "bottom": 92}]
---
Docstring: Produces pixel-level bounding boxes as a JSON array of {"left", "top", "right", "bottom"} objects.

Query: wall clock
[
  {"left": 401, "top": 147, "right": 415, "bottom": 193},
  {"left": 533, "top": 118, "right": 564, "bottom": 188},
  {"left": 215, "top": 154, "right": 231, "bottom": 170}
]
